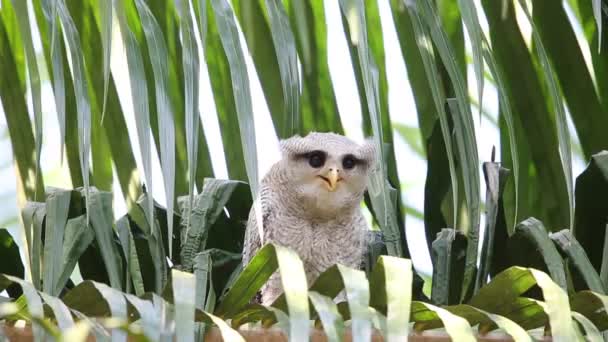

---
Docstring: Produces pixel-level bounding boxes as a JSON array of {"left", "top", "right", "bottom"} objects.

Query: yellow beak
[{"left": 323, "top": 169, "right": 340, "bottom": 191}]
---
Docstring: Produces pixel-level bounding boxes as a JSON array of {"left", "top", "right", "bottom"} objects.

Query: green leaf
[
  {"left": 87, "top": 189, "right": 123, "bottom": 290},
  {"left": 204, "top": 0, "right": 247, "bottom": 182},
  {"left": 532, "top": 1, "right": 608, "bottom": 159},
  {"left": 430, "top": 228, "right": 466, "bottom": 305},
  {"left": 98, "top": 0, "right": 112, "bottom": 122},
  {"left": 0, "top": 275, "right": 48, "bottom": 341},
  {"left": 368, "top": 256, "right": 412, "bottom": 341},
  {"left": 0, "top": 9, "right": 45, "bottom": 201},
  {"left": 403, "top": 2, "right": 459, "bottom": 233},
  {"left": 393, "top": 123, "right": 424, "bottom": 158},
  {"left": 263, "top": 0, "right": 300, "bottom": 137},
  {"left": 517, "top": 0, "right": 573, "bottom": 230},
  {"left": 569, "top": 290, "right": 608, "bottom": 331},
  {"left": 21, "top": 202, "right": 46, "bottom": 289},
  {"left": 573, "top": 151, "right": 608, "bottom": 274},
  {"left": 172, "top": 269, "right": 196, "bottom": 342},
  {"left": 467, "top": 306, "right": 533, "bottom": 342},
  {"left": 413, "top": 0, "right": 480, "bottom": 299},
  {"left": 512, "top": 218, "right": 568, "bottom": 291},
  {"left": 43, "top": 189, "right": 71, "bottom": 296},
  {"left": 308, "top": 291, "right": 345, "bottom": 342},
  {"left": 572, "top": 311, "right": 602, "bottom": 342},
  {"left": 55, "top": 215, "right": 94, "bottom": 294},
  {"left": 482, "top": 0, "right": 569, "bottom": 230},
  {"left": 593, "top": 0, "right": 603, "bottom": 51},
  {"left": 339, "top": 0, "right": 406, "bottom": 258},
  {"left": 286, "top": 0, "right": 342, "bottom": 133},
  {"left": 39, "top": 292, "right": 74, "bottom": 330},
  {"left": 116, "top": 0, "right": 155, "bottom": 245},
  {"left": 0, "top": 229, "right": 24, "bottom": 298},
  {"left": 210, "top": 0, "right": 259, "bottom": 199},
  {"left": 61, "top": 280, "right": 127, "bottom": 341},
  {"left": 528, "top": 268, "right": 577, "bottom": 340},
  {"left": 10, "top": 0, "right": 43, "bottom": 201},
  {"left": 550, "top": 229, "right": 605, "bottom": 293},
  {"left": 456, "top": 0, "right": 484, "bottom": 122},
  {"left": 413, "top": 302, "right": 476, "bottom": 341},
  {"left": 482, "top": 40, "right": 519, "bottom": 229},
  {"left": 56, "top": 0, "right": 93, "bottom": 221},
  {"left": 133, "top": 0, "right": 177, "bottom": 259},
  {"left": 469, "top": 266, "right": 536, "bottom": 312},
  {"left": 476, "top": 157, "right": 510, "bottom": 290},
  {"left": 175, "top": 0, "right": 201, "bottom": 246},
  {"left": 116, "top": 216, "right": 144, "bottom": 296},
  {"left": 215, "top": 244, "right": 309, "bottom": 341},
  {"left": 179, "top": 179, "right": 249, "bottom": 271}
]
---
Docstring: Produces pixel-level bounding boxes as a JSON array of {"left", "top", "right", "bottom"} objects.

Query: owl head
[{"left": 277, "top": 132, "right": 378, "bottom": 216}]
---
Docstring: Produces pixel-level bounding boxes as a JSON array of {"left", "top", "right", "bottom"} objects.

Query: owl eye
[
  {"left": 308, "top": 151, "right": 326, "bottom": 168},
  {"left": 342, "top": 155, "right": 357, "bottom": 170}
]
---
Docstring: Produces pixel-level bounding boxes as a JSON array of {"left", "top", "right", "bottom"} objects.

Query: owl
[{"left": 242, "top": 132, "right": 378, "bottom": 305}]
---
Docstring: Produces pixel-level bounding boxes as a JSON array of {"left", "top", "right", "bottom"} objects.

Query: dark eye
[
  {"left": 342, "top": 155, "right": 357, "bottom": 170},
  {"left": 308, "top": 151, "right": 325, "bottom": 168}
]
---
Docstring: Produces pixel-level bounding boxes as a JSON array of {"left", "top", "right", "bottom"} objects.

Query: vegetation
[{"left": 0, "top": 0, "right": 607, "bottom": 340}]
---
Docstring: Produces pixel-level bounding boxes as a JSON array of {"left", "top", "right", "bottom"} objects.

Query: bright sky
[{"left": 0, "top": 0, "right": 592, "bottom": 279}]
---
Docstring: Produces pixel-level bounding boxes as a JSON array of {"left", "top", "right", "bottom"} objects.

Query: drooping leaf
[
  {"left": 215, "top": 244, "right": 309, "bottom": 341},
  {"left": 550, "top": 229, "right": 605, "bottom": 293},
  {"left": 21, "top": 202, "right": 46, "bottom": 289},
  {"left": 87, "top": 189, "right": 123, "bottom": 290},
  {"left": 39, "top": 292, "right": 74, "bottom": 330},
  {"left": 430, "top": 228, "right": 467, "bottom": 305},
  {"left": 55, "top": 215, "right": 94, "bottom": 295},
  {"left": 412, "top": 302, "right": 476, "bottom": 341},
  {"left": 308, "top": 291, "right": 344, "bottom": 342},
  {"left": 511, "top": 218, "right": 568, "bottom": 291},
  {"left": 43, "top": 189, "right": 72, "bottom": 296},
  {"left": 368, "top": 256, "right": 412, "bottom": 341},
  {"left": 61, "top": 281, "right": 127, "bottom": 341},
  {"left": 98, "top": 0, "right": 112, "bottom": 122},
  {"left": 116, "top": 216, "right": 145, "bottom": 296}
]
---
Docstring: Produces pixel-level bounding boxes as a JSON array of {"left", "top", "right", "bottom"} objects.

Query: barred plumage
[{"left": 242, "top": 132, "right": 377, "bottom": 305}]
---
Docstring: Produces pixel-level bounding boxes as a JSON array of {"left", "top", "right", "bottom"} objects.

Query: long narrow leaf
[
  {"left": 517, "top": 0, "right": 573, "bottom": 230},
  {"left": 414, "top": 302, "right": 475, "bottom": 341},
  {"left": 99, "top": 0, "right": 112, "bottom": 122},
  {"left": 403, "top": 1, "right": 458, "bottom": 230},
  {"left": 175, "top": 0, "right": 200, "bottom": 246},
  {"left": 56, "top": 215, "right": 94, "bottom": 295},
  {"left": 264, "top": 0, "right": 300, "bottom": 137},
  {"left": 56, "top": 0, "right": 92, "bottom": 222},
  {"left": 414, "top": 0, "right": 480, "bottom": 300},
  {"left": 10, "top": 0, "right": 43, "bottom": 201},
  {"left": 210, "top": 0, "right": 259, "bottom": 198},
  {"left": 593, "top": 0, "right": 603, "bottom": 51},
  {"left": 115, "top": 0, "right": 154, "bottom": 240},
  {"left": 133, "top": 0, "right": 177, "bottom": 259},
  {"left": 172, "top": 269, "right": 196, "bottom": 342},
  {"left": 339, "top": 0, "right": 403, "bottom": 257}
]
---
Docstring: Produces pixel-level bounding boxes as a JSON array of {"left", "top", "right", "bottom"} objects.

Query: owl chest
[{"left": 268, "top": 219, "right": 359, "bottom": 266}]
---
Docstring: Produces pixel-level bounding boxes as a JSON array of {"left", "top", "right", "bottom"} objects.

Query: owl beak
[{"left": 321, "top": 169, "right": 340, "bottom": 191}]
